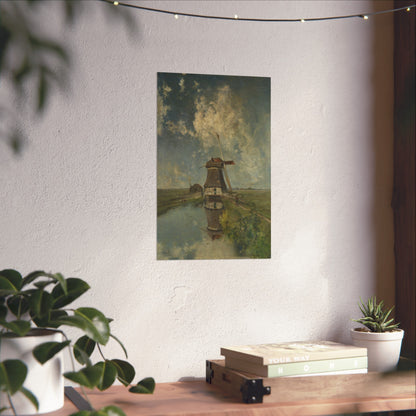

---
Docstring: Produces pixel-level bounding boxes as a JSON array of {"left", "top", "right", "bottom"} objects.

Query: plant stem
[
  {"left": 61, "top": 332, "right": 94, "bottom": 411},
  {"left": 97, "top": 343, "right": 106, "bottom": 361},
  {"left": 7, "top": 393, "right": 17, "bottom": 416}
]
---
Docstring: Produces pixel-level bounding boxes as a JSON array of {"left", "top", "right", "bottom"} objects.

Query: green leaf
[
  {"left": 19, "top": 386, "right": 39, "bottom": 411},
  {"left": 128, "top": 377, "right": 155, "bottom": 394},
  {"left": 0, "top": 303, "right": 7, "bottom": 321},
  {"left": 0, "top": 270, "right": 22, "bottom": 291},
  {"left": 7, "top": 295, "right": 30, "bottom": 318},
  {"left": 110, "top": 359, "right": 135, "bottom": 386},
  {"left": 47, "top": 310, "right": 69, "bottom": 328},
  {"left": 0, "top": 359, "right": 27, "bottom": 395},
  {"left": 68, "top": 412, "right": 91, "bottom": 416},
  {"left": 29, "top": 290, "right": 53, "bottom": 326},
  {"left": 73, "top": 335, "right": 96, "bottom": 365},
  {"left": 74, "top": 308, "right": 110, "bottom": 345},
  {"left": 97, "top": 406, "right": 127, "bottom": 416},
  {"left": 0, "top": 276, "right": 19, "bottom": 296},
  {"left": 33, "top": 340, "right": 70, "bottom": 364},
  {"left": 0, "top": 319, "right": 31, "bottom": 336},
  {"left": 94, "top": 361, "right": 117, "bottom": 391},
  {"left": 23, "top": 271, "right": 68, "bottom": 295},
  {"left": 37, "top": 67, "right": 48, "bottom": 113},
  {"left": 69, "top": 407, "right": 126, "bottom": 416},
  {"left": 51, "top": 278, "right": 90, "bottom": 309},
  {"left": 22, "top": 270, "right": 50, "bottom": 287},
  {"left": 64, "top": 366, "right": 102, "bottom": 389}
]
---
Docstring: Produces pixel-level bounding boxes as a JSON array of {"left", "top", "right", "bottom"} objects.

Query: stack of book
[{"left": 220, "top": 340, "right": 368, "bottom": 378}]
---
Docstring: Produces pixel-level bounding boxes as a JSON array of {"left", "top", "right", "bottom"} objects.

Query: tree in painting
[{"left": 157, "top": 72, "right": 270, "bottom": 260}]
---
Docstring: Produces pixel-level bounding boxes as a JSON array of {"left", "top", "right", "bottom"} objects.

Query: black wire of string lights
[{"left": 100, "top": 0, "right": 415, "bottom": 23}]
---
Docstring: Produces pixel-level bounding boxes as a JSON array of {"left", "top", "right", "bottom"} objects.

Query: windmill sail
[{"left": 215, "top": 133, "right": 233, "bottom": 192}]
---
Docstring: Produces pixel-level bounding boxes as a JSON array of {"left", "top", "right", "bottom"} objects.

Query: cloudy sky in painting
[{"left": 157, "top": 72, "right": 270, "bottom": 189}]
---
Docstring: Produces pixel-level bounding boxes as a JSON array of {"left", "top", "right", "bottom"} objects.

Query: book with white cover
[
  {"left": 224, "top": 355, "right": 368, "bottom": 377},
  {"left": 221, "top": 340, "right": 367, "bottom": 366}
]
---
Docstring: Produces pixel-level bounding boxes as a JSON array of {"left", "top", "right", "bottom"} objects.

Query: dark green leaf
[
  {"left": 22, "top": 270, "right": 50, "bottom": 287},
  {"left": 37, "top": 67, "right": 48, "bottom": 113},
  {"left": 74, "top": 335, "right": 96, "bottom": 365},
  {"left": 19, "top": 386, "right": 39, "bottom": 411},
  {"left": 0, "top": 276, "right": 19, "bottom": 296},
  {"left": 0, "top": 319, "right": 31, "bottom": 336},
  {"left": 7, "top": 295, "right": 29, "bottom": 317},
  {"left": 68, "top": 412, "right": 91, "bottom": 416},
  {"left": 12, "top": 57, "right": 33, "bottom": 86},
  {"left": 0, "top": 270, "right": 22, "bottom": 291},
  {"left": 0, "top": 304, "right": 7, "bottom": 321},
  {"left": 110, "top": 359, "right": 135, "bottom": 386},
  {"left": 97, "top": 406, "right": 126, "bottom": 416},
  {"left": 33, "top": 340, "right": 70, "bottom": 364},
  {"left": 64, "top": 366, "right": 102, "bottom": 389},
  {"left": 51, "top": 278, "right": 90, "bottom": 309},
  {"left": 94, "top": 361, "right": 117, "bottom": 391},
  {"left": 68, "top": 407, "right": 126, "bottom": 416},
  {"left": 29, "top": 290, "right": 53, "bottom": 326},
  {"left": 47, "top": 309, "right": 69, "bottom": 328},
  {"left": 74, "top": 308, "right": 110, "bottom": 345},
  {"left": 128, "top": 377, "right": 155, "bottom": 394},
  {"left": 0, "top": 359, "right": 27, "bottom": 395}
]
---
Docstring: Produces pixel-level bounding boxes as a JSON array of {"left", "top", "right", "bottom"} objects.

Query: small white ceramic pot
[
  {"left": 351, "top": 328, "right": 404, "bottom": 372},
  {"left": 0, "top": 329, "right": 64, "bottom": 415}
]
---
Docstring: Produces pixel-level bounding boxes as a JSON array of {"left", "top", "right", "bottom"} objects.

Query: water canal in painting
[{"left": 157, "top": 204, "right": 237, "bottom": 260}]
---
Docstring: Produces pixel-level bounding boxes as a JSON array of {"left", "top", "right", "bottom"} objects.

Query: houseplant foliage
[
  {"left": 0, "top": 269, "right": 155, "bottom": 416},
  {"left": 353, "top": 296, "right": 400, "bottom": 332},
  {"left": 0, "top": 0, "right": 134, "bottom": 154},
  {"left": 351, "top": 296, "right": 404, "bottom": 372}
]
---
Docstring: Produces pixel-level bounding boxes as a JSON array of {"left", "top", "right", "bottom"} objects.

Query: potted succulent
[
  {"left": 0, "top": 269, "right": 155, "bottom": 416},
  {"left": 351, "top": 296, "right": 404, "bottom": 372}
]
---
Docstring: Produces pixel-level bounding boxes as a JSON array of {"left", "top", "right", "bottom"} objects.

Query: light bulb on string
[{"left": 100, "top": 1, "right": 416, "bottom": 24}]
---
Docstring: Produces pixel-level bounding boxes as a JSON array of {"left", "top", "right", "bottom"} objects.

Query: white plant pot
[
  {"left": 0, "top": 329, "right": 64, "bottom": 415},
  {"left": 351, "top": 328, "right": 404, "bottom": 372}
]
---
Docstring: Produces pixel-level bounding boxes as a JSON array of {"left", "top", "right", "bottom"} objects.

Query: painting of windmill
[{"left": 157, "top": 72, "right": 271, "bottom": 260}]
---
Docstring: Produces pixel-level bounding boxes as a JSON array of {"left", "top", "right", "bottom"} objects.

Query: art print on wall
[{"left": 157, "top": 72, "right": 271, "bottom": 260}]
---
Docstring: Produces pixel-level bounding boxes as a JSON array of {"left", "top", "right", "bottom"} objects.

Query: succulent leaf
[{"left": 354, "top": 296, "right": 400, "bottom": 332}]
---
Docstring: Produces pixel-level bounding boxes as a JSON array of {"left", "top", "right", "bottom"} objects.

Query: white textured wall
[{"left": 0, "top": 1, "right": 394, "bottom": 382}]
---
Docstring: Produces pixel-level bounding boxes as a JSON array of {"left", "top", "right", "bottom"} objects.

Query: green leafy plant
[
  {"left": 353, "top": 296, "right": 400, "bottom": 333},
  {"left": 0, "top": 269, "right": 155, "bottom": 416}
]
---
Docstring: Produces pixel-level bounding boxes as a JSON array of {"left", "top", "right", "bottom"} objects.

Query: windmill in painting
[{"left": 157, "top": 72, "right": 271, "bottom": 260}]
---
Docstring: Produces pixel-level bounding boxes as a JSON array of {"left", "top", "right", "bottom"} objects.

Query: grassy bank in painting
[
  {"left": 157, "top": 188, "right": 203, "bottom": 216},
  {"left": 221, "top": 190, "right": 271, "bottom": 258}
]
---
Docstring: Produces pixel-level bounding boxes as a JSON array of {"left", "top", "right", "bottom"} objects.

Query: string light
[{"left": 99, "top": 0, "right": 415, "bottom": 23}]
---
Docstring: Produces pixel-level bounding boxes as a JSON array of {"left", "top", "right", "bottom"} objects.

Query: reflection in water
[
  {"left": 157, "top": 204, "right": 236, "bottom": 260},
  {"left": 204, "top": 196, "right": 224, "bottom": 240}
]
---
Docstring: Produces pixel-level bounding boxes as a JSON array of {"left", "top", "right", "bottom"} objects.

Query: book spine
[
  {"left": 267, "top": 356, "right": 368, "bottom": 377},
  {"left": 225, "top": 356, "right": 368, "bottom": 377}
]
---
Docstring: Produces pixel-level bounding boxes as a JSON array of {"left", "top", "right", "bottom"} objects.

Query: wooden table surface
[{"left": 51, "top": 371, "right": 416, "bottom": 416}]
